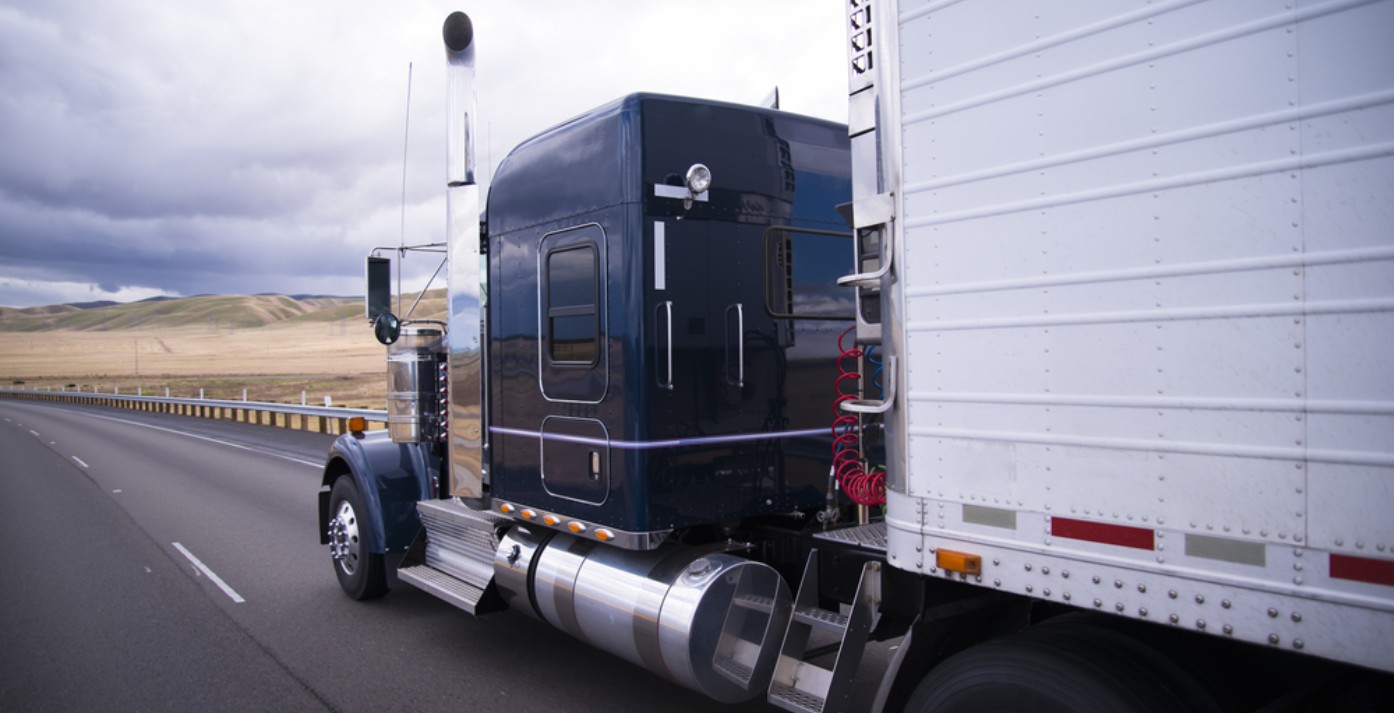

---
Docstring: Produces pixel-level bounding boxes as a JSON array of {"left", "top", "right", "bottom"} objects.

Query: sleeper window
[{"left": 546, "top": 245, "right": 598, "bottom": 364}]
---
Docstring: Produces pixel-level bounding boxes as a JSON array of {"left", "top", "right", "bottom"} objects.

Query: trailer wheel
[
  {"left": 903, "top": 618, "right": 1218, "bottom": 713},
  {"left": 327, "top": 476, "right": 387, "bottom": 600}
]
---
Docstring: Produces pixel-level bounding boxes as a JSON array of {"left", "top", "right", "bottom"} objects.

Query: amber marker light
[
  {"left": 595, "top": 529, "right": 614, "bottom": 542},
  {"left": 499, "top": 503, "right": 515, "bottom": 515},
  {"left": 520, "top": 509, "right": 536, "bottom": 520},
  {"left": 936, "top": 549, "right": 983, "bottom": 576},
  {"left": 543, "top": 514, "right": 560, "bottom": 527},
  {"left": 348, "top": 417, "right": 367, "bottom": 434},
  {"left": 567, "top": 521, "right": 586, "bottom": 534}
]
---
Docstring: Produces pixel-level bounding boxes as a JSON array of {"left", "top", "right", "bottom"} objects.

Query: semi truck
[{"left": 320, "top": 3, "right": 1394, "bottom": 710}]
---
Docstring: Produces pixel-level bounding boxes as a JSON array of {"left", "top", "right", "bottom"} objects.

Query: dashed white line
[
  {"left": 72, "top": 456, "right": 90, "bottom": 469},
  {"left": 29, "top": 429, "right": 40, "bottom": 437},
  {"left": 172, "top": 542, "right": 246, "bottom": 604}
]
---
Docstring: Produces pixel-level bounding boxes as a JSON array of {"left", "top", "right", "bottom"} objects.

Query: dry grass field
[{"left": 0, "top": 293, "right": 446, "bottom": 409}]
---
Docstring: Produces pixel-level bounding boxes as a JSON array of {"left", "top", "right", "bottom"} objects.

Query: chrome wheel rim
[{"left": 329, "top": 499, "right": 361, "bottom": 576}]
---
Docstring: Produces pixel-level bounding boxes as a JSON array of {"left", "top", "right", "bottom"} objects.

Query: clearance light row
[{"left": 496, "top": 502, "right": 616, "bottom": 543}]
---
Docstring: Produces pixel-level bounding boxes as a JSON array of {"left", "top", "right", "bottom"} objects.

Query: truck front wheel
[{"left": 327, "top": 476, "right": 388, "bottom": 600}]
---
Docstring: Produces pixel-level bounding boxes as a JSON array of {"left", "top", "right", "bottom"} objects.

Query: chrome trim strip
[{"left": 490, "top": 425, "right": 831, "bottom": 450}]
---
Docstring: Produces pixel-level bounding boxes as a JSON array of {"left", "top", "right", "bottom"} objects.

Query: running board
[
  {"left": 768, "top": 549, "right": 881, "bottom": 713},
  {"left": 397, "top": 499, "right": 507, "bottom": 616}
]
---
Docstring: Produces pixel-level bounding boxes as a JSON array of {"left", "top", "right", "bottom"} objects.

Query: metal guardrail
[{"left": 0, "top": 388, "right": 388, "bottom": 436}]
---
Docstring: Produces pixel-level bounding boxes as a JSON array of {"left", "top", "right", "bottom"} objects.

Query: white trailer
[{"left": 836, "top": 0, "right": 1394, "bottom": 706}]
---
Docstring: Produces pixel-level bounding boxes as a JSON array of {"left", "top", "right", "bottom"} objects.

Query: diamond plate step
[{"left": 397, "top": 563, "right": 488, "bottom": 614}]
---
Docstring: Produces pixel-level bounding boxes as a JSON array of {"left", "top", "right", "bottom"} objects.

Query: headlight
[{"left": 685, "top": 163, "right": 712, "bottom": 195}]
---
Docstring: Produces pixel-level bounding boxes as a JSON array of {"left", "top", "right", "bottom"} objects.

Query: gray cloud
[{"left": 0, "top": 0, "right": 845, "bottom": 307}]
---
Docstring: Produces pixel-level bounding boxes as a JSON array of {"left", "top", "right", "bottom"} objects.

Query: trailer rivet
[
  {"left": 1061, "top": 570, "right": 1070, "bottom": 579},
  {"left": 994, "top": 580, "right": 1001, "bottom": 587},
  {"left": 1114, "top": 579, "right": 1123, "bottom": 589},
  {"left": 1115, "top": 602, "right": 1125, "bottom": 612},
  {"left": 1041, "top": 566, "right": 1050, "bottom": 575},
  {"left": 993, "top": 559, "right": 1000, "bottom": 566},
  {"left": 1195, "top": 594, "right": 1205, "bottom": 604},
  {"left": 1169, "top": 590, "right": 1178, "bottom": 599},
  {"left": 1293, "top": 639, "right": 1304, "bottom": 650},
  {"left": 1139, "top": 608, "right": 1147, "bottom": 617},
  {"left": 1169, "top": 614, "right": 1179, "bottom": 623},
  {"left": 1138, "top": 584, "right": 1147, "bottom": 593},
  {"left": 1196, "top": 620, "right": 1206, "bottom": 630},
  {"left": 1222, "top": 600, "right": 1231, "bottom": 609},
  {"left": 1094, "top": 599, "right": 1103, "bottom": 608},
  {"left": 1269, "top": 634, "right": 1280, "bottom": 645},
  {"left": 1093, "top": 575, "right": 1102, "bottom": 585},
  {"left": 1063, "top": 592, "right": 1072, "bottom": 601},
  {"left": 1223, "top": 624, "right": 1233, "bottom": 635},
  {"left": 1291, "top": 612, "right": 1302, "bottom": 623},
  {"left": 1024, "top": 564, "right": 1032, "bottom": 572}
]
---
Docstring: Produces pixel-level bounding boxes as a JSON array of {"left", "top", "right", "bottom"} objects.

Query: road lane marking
[
  {"left": 76, "top": 412, "right": 322, "bottom": 468},
  {"left": 73, "top": 456, "right": 90, "bottom": 469},
  {"left": 29, "top": 429, "right": 40, "bottom": 437},
  {"left": 172, "top": 542, "right": 246, "bottom": 604}
]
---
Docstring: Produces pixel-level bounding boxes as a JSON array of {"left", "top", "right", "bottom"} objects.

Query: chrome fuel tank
[{"left": 495, "top": 526, "right": 791, "bottom": 703}]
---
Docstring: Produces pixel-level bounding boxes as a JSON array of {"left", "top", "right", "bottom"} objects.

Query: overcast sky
[{"left": 0, "top": 0, "right": 847, "bottom": 308}]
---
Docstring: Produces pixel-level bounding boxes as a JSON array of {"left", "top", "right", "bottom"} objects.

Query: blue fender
[{"left": 318, "top": 431, "right": 439, "bottom": 554}]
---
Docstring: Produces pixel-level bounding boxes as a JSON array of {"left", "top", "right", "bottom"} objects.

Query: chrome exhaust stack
[{"left": 442, "top": 11, "right": 486, "bottom": 503}]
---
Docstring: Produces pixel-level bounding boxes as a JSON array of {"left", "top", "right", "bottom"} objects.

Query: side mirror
[
  {"left": 366, "top": 256, "right": 392, "bottom": 320},
  {"left": 373, "top": 313, "right": 401, "bottom": 345}
]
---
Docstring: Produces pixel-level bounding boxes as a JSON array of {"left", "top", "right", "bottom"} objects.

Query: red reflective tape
[
  {"left": 1050, "top": 517, "right": 1155, "bottom": 550},
  {"left": 1331, "top": 554, "right": 1394, "bottom": 587}
]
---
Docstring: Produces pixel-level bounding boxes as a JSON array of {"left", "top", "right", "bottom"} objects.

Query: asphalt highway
[{"left": 0, "top": 399, "right": 800, "bottom": 713}]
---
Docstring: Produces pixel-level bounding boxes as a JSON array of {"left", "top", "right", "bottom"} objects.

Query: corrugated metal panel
[{"left": 877, "top": 0, "right": 1394, "bottom": 673}]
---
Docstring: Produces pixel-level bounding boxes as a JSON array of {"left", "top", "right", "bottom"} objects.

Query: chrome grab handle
[
  {"left": 657, "top": 300, "right": 674, "bottom": 391},
  {"left": 836, "top": 193, "right": 894, "bottom": 288},
  {"left": 725, "top": 303, "right": 744, "bottom": 388},
  {"left": 836, "top": 227, "right": 893, "bottom": 287},
  {"left": 839, "top": 355, "right": 896, "bottom": 414}
]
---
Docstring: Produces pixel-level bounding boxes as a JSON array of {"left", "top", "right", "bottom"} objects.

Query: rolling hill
[{"left": 0, "top": 291, "right": 447, "bottom": 332}]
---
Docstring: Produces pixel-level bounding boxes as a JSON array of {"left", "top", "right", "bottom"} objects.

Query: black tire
[
  {"left": 327, "top": 476, "right": 388, "bottom": 600},
  {"left": 904, "top": 618, "right": 1218, "bottom": 713}
]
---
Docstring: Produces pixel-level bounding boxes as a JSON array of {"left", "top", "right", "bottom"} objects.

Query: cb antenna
[{"left": 398, "top": 62, "right": 413, "bottom": 315}]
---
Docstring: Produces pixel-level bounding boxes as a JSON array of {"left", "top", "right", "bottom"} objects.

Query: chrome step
[
  {"left": 397, "top": 563, "right": 489, "bottom": 614},
  {"left": 812, "top": 521, "right": 887, "bottom": 552},
  {"left": 399, "top": 499, "right": 508, "bottom": 615},
  {"left": 768, "top": 550, "right": 881, "bottom": 713},
  {"left": 769, "top": 680, "right": 827, "bottom": 713},
  {"left": 793, "top": 605, "right": 849, "bottom": 632}
]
